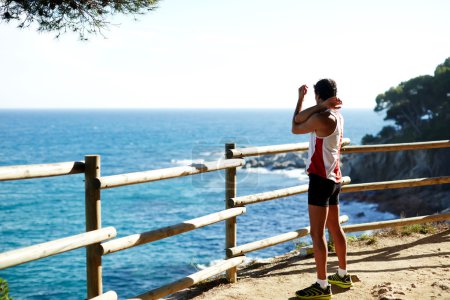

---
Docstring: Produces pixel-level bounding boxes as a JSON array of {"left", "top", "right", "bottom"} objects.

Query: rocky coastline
[
  {"left": 342, "top": 148, "right": 450, "bottom": 217},
  {"left": 243, "top": 151, "right": 308, "bottom": 170},
  {"left": 242, "top": 148, "right": 450, "bottom": 217}
]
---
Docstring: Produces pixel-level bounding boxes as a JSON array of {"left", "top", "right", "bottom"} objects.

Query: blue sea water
[{"left": 0, "top": 109, "right": 396, "bottom": 299}]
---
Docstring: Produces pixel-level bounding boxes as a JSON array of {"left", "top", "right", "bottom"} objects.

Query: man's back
[{"left": 306, "top": 109, "right": 344, "bottom": 183}]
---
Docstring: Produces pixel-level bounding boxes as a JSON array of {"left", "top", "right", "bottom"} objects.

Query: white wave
[
  {"left": 170, "top": 159, "right": 309, "bottom": 182},
  {"left": 195, "top": 256, "right": 273, "bottom": 271},
  {"left": 198, "top": 151, "right": 223, "bottom": 158},
  {"left": 194, "top": 259, "right": 226, "bottom": 270},
  {"left": 241, "top": 167, "right": 309, "bottom": 181},
  {"left": 170, "top": 158, "right": 206, "bottom": 165},
  {"left": 170, "top": 153, "right": 224, "bottom": 166}
]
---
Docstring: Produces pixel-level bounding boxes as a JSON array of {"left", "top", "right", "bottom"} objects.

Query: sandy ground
[{"left": 169, "top": 225, "right": 450, "bottom": 300}]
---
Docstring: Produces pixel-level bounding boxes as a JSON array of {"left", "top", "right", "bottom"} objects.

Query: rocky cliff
[
  {"left": 341, "top": 148, "right": 450, "bottom": 217},
  {"left": 243, "top": 152, "right": 308, "bottom": 170},
  {"left": 243, "top": 148, "right": 450, "bottom": 217}
]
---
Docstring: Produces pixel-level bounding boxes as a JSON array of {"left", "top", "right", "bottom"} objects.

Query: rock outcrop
[
  {"left": 243, "top": 148, "right": 450, "bottom": 217},
  {"left": 341, "top": 148, "right": 450, "bottom": 217},
  {"left": 243, "top": 152, "right": 308, "bottom": 170}
]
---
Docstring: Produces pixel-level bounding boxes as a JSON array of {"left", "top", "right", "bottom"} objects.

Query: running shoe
[
  {"left": 327, "top": 272, "right": 353, "bottom": 288},
  {"left": 295, "top": 282, "right": 332, "bottom": 299}
]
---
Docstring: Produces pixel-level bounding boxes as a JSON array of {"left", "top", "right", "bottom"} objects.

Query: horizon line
[{"left": 0, "top": 106, "right": 375, "bottom": 110}]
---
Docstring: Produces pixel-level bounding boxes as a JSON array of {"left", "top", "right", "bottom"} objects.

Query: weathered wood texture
[
  {"left": 85, "top": 155, "right": 103, "bottom": 298},
  {"left": 227, "top": 138, "right": 351, "bottom": 158},
  {"left": 227, "top": 139, "right": 450, "bottom": 158},
  {"left": 99, "top": 159, "right": 245, "bottom": 189},
  {"left": 343, "top": 213, "right": 450, "bottom": 233},
  {"left": 225, "top": 143, "right": 238, "bottom": 283},
  {"left": 232, "top": 176, "right": 351, "bottom": 206},
  {"left": 101, "top": 207, "right": 246, "bottom": 255},
  {"left": 341, "top": 176, "right": 450, "bottom": 193},
  {"left": 0, "top": 161, "right": 85, "bottom": 181},
  {"left": 341, "top": 140, "right": 450, "bottom": 153},
  {"left": 0, "top": 227, "right": 116, "bottom": 270},
  {"left": 227, "top": 216, "right": 349, "bottom": 257},
  {"left": 128, "top": 256, "right": 246, "bottom": 300},
  {"left": 89, "top": 291, "right": 118, "bottom": 300}
]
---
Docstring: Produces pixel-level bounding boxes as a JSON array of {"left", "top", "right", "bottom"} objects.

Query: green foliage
[
  {"left": 434, "top": 57, "right": 450, "bottom": 76},
  {"left": 363, "top": 57, "right": 450, "bottom": 144},
  {"left": 346, "top": 235, "right": 358, "bottom": 242},
  {"left": 400, "top": 223, "right": 436, "bottom": 236},
  {"left": 0, "top": 0, "right": 159, "bottom": 39},
  {"left": 294, "top": 240, "right": 310, "bottom": 250},
  {"left": 0, "top": 278, "right": 12, "bottom": 300},
  {"left": 378, "top": 221, "right": 443, "bottom": 237},
  {"left": 347, "top": 234, "right": 377, "bottom": 245},
  {"left": 357, "top": 234, "right": 377, "bottom": 245},
  {"left": 361, "top": 133, "right": 377, "bottom": 145},
  {"left": 327, "top": 241, "right": 335, "bottom": 252}
]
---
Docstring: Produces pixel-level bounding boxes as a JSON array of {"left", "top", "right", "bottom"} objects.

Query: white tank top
[{"left": 306, "top": 109, "right": 344, "bottom": 183}]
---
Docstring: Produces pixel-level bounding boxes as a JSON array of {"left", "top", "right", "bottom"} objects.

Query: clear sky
[{"left": 0, "top": 0, "right": 449, "bottom": 109}]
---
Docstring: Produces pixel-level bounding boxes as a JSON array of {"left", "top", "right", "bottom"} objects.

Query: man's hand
[
  {"left": 298, "top": 84, "right": 308, "bottom": 100},
  {"left": 322, "top": 96, "right": 343, "bottom": 109}
]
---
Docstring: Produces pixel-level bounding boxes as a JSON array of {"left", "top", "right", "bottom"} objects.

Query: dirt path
[{"left": 169, "top": 226, "right": 450, "bottom": 300}]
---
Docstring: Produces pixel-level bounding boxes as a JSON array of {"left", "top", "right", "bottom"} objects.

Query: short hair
[{"left": 313, "top": 79, "right": 337, "bottom": 100}]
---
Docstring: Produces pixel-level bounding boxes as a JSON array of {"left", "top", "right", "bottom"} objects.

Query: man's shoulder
[
  {"left": 313, "top": 111, "right": 337, "bottom": 122},
  {"left": 310, "top": 111, "right": 337, "bottom": 131}
]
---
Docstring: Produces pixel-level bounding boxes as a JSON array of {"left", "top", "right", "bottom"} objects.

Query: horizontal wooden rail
[
  {"left": 341, "top": 139, "right": 450, "bottom": 154},
  {"left": 341, "top": 176, "right": 450, "bottom": 193},
  {"left": 227, "top": 215, "right": 349, "bottom": 257},
  {"left": 0, "top": 161, "right": 85, "bottom": 181},
  {"left": 232, "top": 176, "right": 351, "bottom": 206},
  {"left": 99, "top": 159, "right": 245, "bottom": 189},
  {"left": 227, "top": 139, "right": 450, "bottom": 158},
  {"left": 227, "top": 138, "right": 351, "bottom": 158},
  {"left": 89, "top": 291, "right": 118, "bottom": 300},
  {"left": 128, "top": 256, "right": 246, "bottom": 300},
  {"left": 343, "top": 212, "right": 450, "bottom": 233},
  {"left": 0, "top": 227, "right": 116, "bottom": 270},
  {"left": 101, "top": 207, "right": 246, "bottom": 255}
]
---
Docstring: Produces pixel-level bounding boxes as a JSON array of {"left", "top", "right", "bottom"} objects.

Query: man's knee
[
  {"left": 328, "top": 226, "right": 346, "bottom": 242},
  {"left": 327, "top": 220, "right": 343, "bottom": 232},
  {"left": 310, "top": 228, "right": 325, "bottom": 240}
]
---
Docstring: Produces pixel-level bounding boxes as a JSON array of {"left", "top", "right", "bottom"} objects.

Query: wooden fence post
[
  {"left": 85, "top": 155, "right": 103, "bottom": 298},
  {"left": 225, "top": 143, "right": 238, "bottom": 283}
]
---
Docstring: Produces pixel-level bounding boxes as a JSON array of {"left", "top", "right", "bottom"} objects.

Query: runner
[{"left": 291, "top": 79, "right": 352, "bottom": 299}]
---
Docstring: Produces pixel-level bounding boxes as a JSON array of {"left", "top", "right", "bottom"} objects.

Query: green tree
[
  {"left": 362, "top": 57, "right": 450, "bottom": 144},
  {"left": 427, "top": 58, "right": 450, "bottom": 139},
  {"left": 0, "top": 0, "right": 159, "bottom": 39}
]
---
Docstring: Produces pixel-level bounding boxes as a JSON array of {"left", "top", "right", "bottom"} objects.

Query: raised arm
[
  {"left": 292, "top": 84, "right": 328, "bottom": 126},
  {"left": 291, "top": 85, "right": 342, "bottom": 135},
  {"left": 294, "top": 102, "right": 327, "bottom": 124},
  {"left": 292, "top": 85, "right": 309, "bottom": 126},
  {"left": 292, "top": 113, "right": 324, "bottom": 134}
]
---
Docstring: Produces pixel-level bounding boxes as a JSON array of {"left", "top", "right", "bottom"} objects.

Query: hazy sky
[{"left": 0, "top": 0, "right": 449, "bottom": 109}]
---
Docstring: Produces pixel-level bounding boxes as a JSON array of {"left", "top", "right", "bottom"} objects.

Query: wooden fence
[{"left": 0, "top": 139, "right": 449, "bottom": 300}]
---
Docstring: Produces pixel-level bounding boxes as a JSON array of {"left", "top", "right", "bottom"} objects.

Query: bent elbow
[{"left": 294, "top": 116, "right": 303, "bottom": 124}]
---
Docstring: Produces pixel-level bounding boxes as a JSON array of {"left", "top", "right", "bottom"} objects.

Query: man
[{"left": 291, "top": 79, "right": 352, "bottom": 299}]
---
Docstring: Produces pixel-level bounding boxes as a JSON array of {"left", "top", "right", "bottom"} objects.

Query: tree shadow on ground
[{"left": 167, "top": 229, "right": 449, "bottom": 299}]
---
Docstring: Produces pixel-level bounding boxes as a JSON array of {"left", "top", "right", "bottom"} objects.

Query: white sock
[
  {"left": 338, "top": 267, "right": 347, "bottom": 277},
  {"left": 316, "top": 278, "right": 328, "bottom": 289}
]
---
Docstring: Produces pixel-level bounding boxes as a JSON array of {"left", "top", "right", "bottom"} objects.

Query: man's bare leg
[
  {"left": 308, "top": 204, "right": 329, "bottom": 280},
  {"left": 326, "top": 204, "right": 347, "bottom": 270}
]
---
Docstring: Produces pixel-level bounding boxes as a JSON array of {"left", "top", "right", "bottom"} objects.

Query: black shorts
[{"left": 308, "top": 173, "right": 341, "bottom": 207}]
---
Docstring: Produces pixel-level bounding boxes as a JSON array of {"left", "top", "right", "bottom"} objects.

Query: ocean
[{"left": 0, "top": 109, "right": 396, "bottom": 299}]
